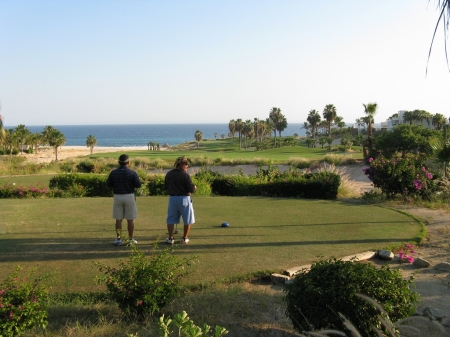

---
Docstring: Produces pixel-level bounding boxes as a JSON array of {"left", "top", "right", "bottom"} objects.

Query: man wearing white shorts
[
  {"left": 106, "top": 154, "right": 142, "bottom": 246},
  {"left": 164, "top": 156, "right": 196, "bottom": 244}
]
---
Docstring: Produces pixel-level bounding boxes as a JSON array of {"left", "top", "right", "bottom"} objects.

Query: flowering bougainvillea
[{"left": 363, "top": 155, "right": 438, "bottom": 200}]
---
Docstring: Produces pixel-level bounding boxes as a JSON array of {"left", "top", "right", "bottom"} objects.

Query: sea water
[{"left": 16, "top": 124, "right": 307, "bottom": 147}]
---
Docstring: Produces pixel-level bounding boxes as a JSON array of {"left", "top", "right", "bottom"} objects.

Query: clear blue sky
[{"left": 1, "top": 0, "right": 449, "bottom": 126}]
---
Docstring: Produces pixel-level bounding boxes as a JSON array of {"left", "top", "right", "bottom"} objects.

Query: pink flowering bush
[
  {"left": 95, "top": 240, "right": 197, "bottom": 318},
  {"left": 363, "top": 155, "right": 438, "bottom": 200},
  {"left": 0, "top": 267, "right": 51, "bottom": 337},
  {"left": 0, "top": 183, "right": 55, "bottom": 199},
  {"left": 397, "top": 243, "right": 416, "bottom": 263}
]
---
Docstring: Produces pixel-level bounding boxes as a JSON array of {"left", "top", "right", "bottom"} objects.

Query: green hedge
[
  {"left": 49, "top": 173, "right": 113, "bottom": 197},
  {"left": 47, "top": 171, "right": 340, "bottom": 200}
]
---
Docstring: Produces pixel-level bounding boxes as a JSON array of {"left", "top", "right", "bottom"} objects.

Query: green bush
[
  {"left": 0, "top": 267, "right": 51, "bottom": 337},
  {"left": 76, "top": 160, "right": 95, "bottom": 173},
  {"left": 49, "top": 173, "right": 112, "bottom": 197},
  {"left": 95, "top": 243, "right": 197, "bottom": 319},
  {"left": 284, "top": 259, "right": 419, "bottom": 337},
  {"left": 158, "top": 311, "right": 228, "bottom": 337}
]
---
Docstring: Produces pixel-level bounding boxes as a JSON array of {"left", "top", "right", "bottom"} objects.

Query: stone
[
  {"left": 422, "top": 307, "right": 447, "bottom": 321},
  {"left": 378, "top": 249, "right": 394, "bottom": 260},
  {"left": 413, "top": 257, "right": 431, "bottom": 268},
  {"left": 270, "top": 273, "right": 290, "bottom": 284},
  {"left": 397, "top": 316, "right": 450, "bottom": 337},
  {"left": 435, "top": 262, "right": 450, "bottom": 272}
]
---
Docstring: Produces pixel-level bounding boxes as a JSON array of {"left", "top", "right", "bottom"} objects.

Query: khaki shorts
[{"left": 112, "top": 194, "right": 138, "bottom": 220}]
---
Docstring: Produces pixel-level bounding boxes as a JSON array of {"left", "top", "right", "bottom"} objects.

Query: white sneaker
[
  {"left": 114, "top": 239, "right": 122, "bottom": 246},
  {"left": 127, "top": 238, "right": 138, "bottom": 246},
  {"left": 166, "top": 238, "right": 174, "bottom": 245},
  {"left": 182, "top": 238, "right": 190, "bottom": 244}
]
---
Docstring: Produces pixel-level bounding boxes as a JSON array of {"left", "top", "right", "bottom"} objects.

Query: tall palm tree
[
  {"left": 47, "top": 128, "right": 66, "bottom": 161},
  {"left": 235, "top": 119, "right": 244, "bottom": 149},
  {"left": 0, "top": 115, "right": 5, "bottom": 147},
  {"left": 269, "top": 107, "right": 283, "bottom": 147},
  {"left": 363, "top": 102, "right": 378, "bottom": 151},
  {"left": 14, "top": 124, "right": 31, "bottom": 154},
  {"left": 432, "top": 113, "right": 447, "bottom": 130},
  {"left": 194, "top": 130, "right": 203, "bottom": 149},
  {"left": 307, "top": 110, "right": 321, "bottom": 139},
  {"left": 228, "top": 120, "right": 236, "bottom": 146},
  {"left": 322, "top": 104, "right": 337, "bottom": 136},
  {"left": 427, "top": 0, "right": 450, "bottom": 74},
  {"left": 403, "top": 111, "right": 415, "bottom": 125},
  {"left": 86, "top": 135, "right": 98, "bottom": 154}
]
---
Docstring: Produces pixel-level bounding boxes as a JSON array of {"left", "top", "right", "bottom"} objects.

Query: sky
[{"left": 1, "top": 0, "right": 450, "bottom": 127}]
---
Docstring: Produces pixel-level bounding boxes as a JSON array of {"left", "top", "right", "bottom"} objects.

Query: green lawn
[
  {"left": 0, "top": 197, "right": 422, "bottom": 293},
  {"left": 0, "top": 174, "right": 53, "bottom": 187},
  {"left": 88, "top": 138, "right": 364, "bottom": 162}
]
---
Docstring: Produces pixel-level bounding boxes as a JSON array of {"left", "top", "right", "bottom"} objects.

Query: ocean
[{"left": 14, "top": 124, "right": 307, "bottom": 147}]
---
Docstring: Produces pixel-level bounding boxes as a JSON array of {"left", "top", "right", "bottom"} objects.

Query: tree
[
  {"left": 235, "top": 119, "right": 244, "bottom": 149},
  {"left": 363, "top": 102, "right": 378, "bottom": 153},
  {"left": 194, "top": 130, "right": 203, "bottom": 149},
  {"left": 374, "top": 124, "right": 439, "bottom": 159},
  {"left": 432, "top": 113, "right": 448, "bottom": 130},
  {"left": 228, "top": 120, "right": 236, "bottom": 146},
  {"left": 429, "top": 125, "right": 450, "bottom": 177},
  {"left": 43, "top": 126, "right": 66, "bottom": 161},
  {"left": 0, "top": 115, "right": 5, "bottom": 150},
  {"left": 14, "top": 124, "right": 31, "bottom": 154},
  {"left": 86, "top": 135, "right": 98, "bottom": 154},
  {"left": 269, "top": 107, "right": 284, "bottom": 147},
  {"left": 427, "top": 0, "right": 450, "bottom": 73},
  {"left": 307, "top": 109, "right": 321, "bottom": 139},
  {"left": 322, "top": 104, "right": 337, "bottom": 136}
]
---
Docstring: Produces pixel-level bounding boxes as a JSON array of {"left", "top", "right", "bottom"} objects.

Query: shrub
[
  {"left": 49, "top": 173, "right": 112, "bottom": 197},
  {"left": 0, "top": 183, "right": 51, "bottom": 199},
  {"left": 158, "top": 311, "right": 228, "bottom": 337},
  {"left": 284, "top": 259, "right": 419, "bottom": 337},
  {"left": 95, "top": 242, "right": 197, "bottom": 319},
  {"left": 363, "top": 155, "right": 439, "bottom": 200},
  {"left": 0, "top": 267, "right": 51, "bottom": 337}
]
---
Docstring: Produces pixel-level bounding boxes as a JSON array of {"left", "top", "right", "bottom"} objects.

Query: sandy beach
[{"left": 22, "top": 146, "right": 149, "bottom": 163}]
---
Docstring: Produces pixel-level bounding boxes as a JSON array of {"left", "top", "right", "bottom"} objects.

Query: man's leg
[
  {"left": 167, "top": 224, "right": 175, "bottom": 240},
  {"left": 115, "top": 219, "right": 123, "bottom": 239},
  {"left": 127, "top": 219, "right": 134, "bottom": 239},
  {"left": 183, "top": 224, "right": 191, "bottom": 240}
]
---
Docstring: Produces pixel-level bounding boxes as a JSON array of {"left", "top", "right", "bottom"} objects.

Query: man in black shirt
[
  {"left": 164, "top": 156, "right": 196, "bottom": 244},
  {"left": 106, "top": 154, "right": 142, "bottom": 246}
]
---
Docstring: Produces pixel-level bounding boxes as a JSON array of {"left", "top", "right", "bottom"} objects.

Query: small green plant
[
  {"left": 0, "top": 266, "right": 52, "bottom": 337},
  {"left": 95, "top": 240, "right": 197, "bottom": 319},
  {"left": 158, "top": 311, "right": 228, "bottom": 337},
  {"left": 284, "top": 258, "right": 419, "bottom": 337}
]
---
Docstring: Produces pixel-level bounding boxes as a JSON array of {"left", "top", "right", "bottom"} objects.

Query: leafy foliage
[
  {"left": 95, "top": 242, "right": 197, "bottom": 319},
  {"left": 284, "top": 259, "right": 419, "bottom": 337},
  {"left": 363, "top": 155, "right": 439, "bottom": 200},
  {"left": 49, "top": 173, "right": 113, "bottom": 197},
  {"left": 0, "top": 267, "right": 51, "bottom": 337},
  {"left": 158, "top": 311, "right": 228, "bottom": 337}
]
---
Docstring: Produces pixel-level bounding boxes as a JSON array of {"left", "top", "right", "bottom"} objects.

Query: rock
[
  {"left": 397, "top": 316, "right": 450, "bottom": 337},
  {"left": 435, "top": 262, "right": 450, "bottom": 272},
  {"left": 422, "top": 307, "right": 447, "bottom": 321},
  {"left": 413, "top": 257, "right": 431, "bottom": 268},
  {"left": 270, "top": 273, "right": 290, "bottom": 284},
  {"left": 378, "top": 249, "right": 394, "bottom": 260}
]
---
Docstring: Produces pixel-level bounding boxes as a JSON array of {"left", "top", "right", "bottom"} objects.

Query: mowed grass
[
  {"left": 0, "top": 197, "right": 422, "bottom": 293},
  {"left": 0, "top": 174, "right": 53, "bottom": 187},
  {"left": 88, "top": 138, "right": 364, "bottom": 162}
]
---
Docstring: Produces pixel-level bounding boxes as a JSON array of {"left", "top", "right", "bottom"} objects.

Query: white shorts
[{"left": 112, "top": 194, "right": 138, "bottom": 220}]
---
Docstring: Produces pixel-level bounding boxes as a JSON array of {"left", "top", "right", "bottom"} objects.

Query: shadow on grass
[{"left": 0, "top": 236, "right": 412, "bottom": 263}]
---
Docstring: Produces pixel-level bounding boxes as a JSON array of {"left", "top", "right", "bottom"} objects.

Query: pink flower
[
  {"left": 368, "top": 158, "right": 374, "bottom": 163},
  {"left": 426, "top": 173, "right": 433, "bottom": 179}
]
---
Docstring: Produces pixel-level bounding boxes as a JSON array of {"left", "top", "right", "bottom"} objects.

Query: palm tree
[
  {"left": 14, "top": 124, "right": 31, "bottom": 154},
  {"left": 228, "top": 120, "right": 236, "bottom": 146},
  {"left": 235, "top": 119, "right": 244, "bottom": 149},
  {"left": 47, "top": 128, "right": 66, "bottom": 161},
  {"left": 403, "top": 111, "right": 415, "bottom": 125},
  {"left": 363, "top": 102, "right": 378, "bottom": 151},
  {"left": 307, "top": 110, "right": 321, "bottom": 139},
  {"left": 86, "top": 135, "right": 98, "bottom": 154},
  {"left": 427, "top": 0, "right": 450, "bottom": 74},
  {"left": 432, "top": 113, "right": 447, "bottom": 130},
  {"left": 194, "top": 130, "right": 203, "bottom": 149},
  {"left": 276, "top": 115, "right": 288, "bottom": 139},
  {"left": 322, "top": 104, "right": 337, "bottom": 136},
  {"left": 0, "top": 115, "right": 5, "bottom": 150},
  {"left": 269, "top": 107, "right": 282, "bottom": 147},
  {"left": 429, "top": 127, "right": 450, "bottom": 177}
]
